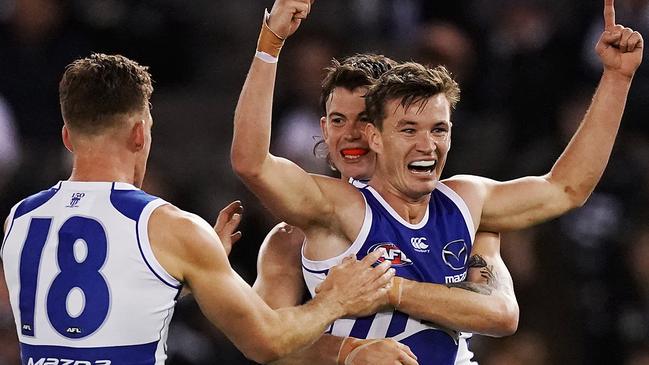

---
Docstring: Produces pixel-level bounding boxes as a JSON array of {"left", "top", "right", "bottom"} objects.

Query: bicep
[
  {"left": 479, "top": 175, "right": 573, "bottom": 231},
  {"left": 254, "top": 223, "right": 306, "bottom": 308},
  {"left": 244, "top": 155, "right": 335, "bottom": 227}
]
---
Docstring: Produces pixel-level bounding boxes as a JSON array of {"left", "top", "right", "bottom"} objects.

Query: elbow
[
  {"left": 242, "top": 340, "right": 285, "bottom": 364},
  {"left": 490, "top": 300, "right": 519, "bottom": 337},
  {"left": 231, "top": 151, "right": 261, "bottom": 181}
]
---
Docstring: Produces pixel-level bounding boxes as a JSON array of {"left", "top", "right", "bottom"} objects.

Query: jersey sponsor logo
[
  {"left": 441, "top": 239, "right": 468, "bottom": 271},
  {"left": 368, "top": 242, "right": 413, "bottom": 267},
  {"left": 410, "top": 237, "right": 429, "bottom": 252},
  {"left": 65, "top": 193, "right": 85, "bottom": 208},
  {"left": 444, "top": 271, "right": 467, "bottom": 284},
  {"left": 27, "top": 358, "right": 111, "bottom": 365}
]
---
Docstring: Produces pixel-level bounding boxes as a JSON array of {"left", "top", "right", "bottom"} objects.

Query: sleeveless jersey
[
  {"left": 1, "top": 181, "right": 181, "bottom": 365},
  {"left": 302, "top": 182, "right": 475, "bottom": 364}
]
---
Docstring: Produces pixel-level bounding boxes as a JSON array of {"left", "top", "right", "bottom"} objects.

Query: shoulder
[
  {"left": 442, "top": 175, "right": 494, "bottom": 201},
  {"left": 148, "top": 205, "right": 227, "bottom": 283},
  {"left": 263, "top": 222, "right": 306, "bottom": 251},
  {"left": 259, "top": 222, "right": 305, "bottom": 265}
]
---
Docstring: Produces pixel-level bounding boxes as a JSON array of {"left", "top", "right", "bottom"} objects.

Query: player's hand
[
  {"left": 213, "top": 200, "right": 243, "bottom": 256},
  {"left": 268, "top": 0, "right": 313, "bottom": 39},
  {"left": 340, "top": 338, "right": 419, "bottom": 365},
  {"left": 596, "top": 0, "right": 643, "bottom": 79},
  {"left": 315, "top": 249, "right": 394, "bottom": 317}
]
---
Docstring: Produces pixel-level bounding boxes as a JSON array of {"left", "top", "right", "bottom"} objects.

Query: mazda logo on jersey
[
  {"left": 368, "top": 242, "right": 413, "bottom": 267},
  {"left": 441, "top": 239, "right": 468, "bottom": 271}
]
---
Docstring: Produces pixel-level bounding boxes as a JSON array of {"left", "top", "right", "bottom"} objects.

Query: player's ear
[
  {"left": 320, "top": 116, "right": 328, "bottom": 141},
  {"left": 365, "top": 123, "right": 382, "bottom": 153},
  {"left": 62, "top": 125, "right": 74, "bottom": 152},
  {"left": 130, "top": 120, "right": 145, "bottom": 152}
]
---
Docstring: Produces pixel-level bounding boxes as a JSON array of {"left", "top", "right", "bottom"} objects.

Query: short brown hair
[
  {"left": 59, "top": 53, "right": 153, "bottom": 134},
  {"left": 319, "top": 54, "right": 397, "bottom": 114},
  {"left": 365, "top": 62, "right": 460, "bottom": 130}
]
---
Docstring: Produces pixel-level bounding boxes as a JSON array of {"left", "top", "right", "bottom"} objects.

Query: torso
[
  {"left": 302, "top": 182, "right": 476, "bottom": 364},
  {"left": 1, "top": 181, "right": 180, "bottom": 365}
]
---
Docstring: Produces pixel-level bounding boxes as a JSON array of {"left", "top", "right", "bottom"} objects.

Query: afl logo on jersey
[
  {"left": 442, "top": 239, "right": 468, "bottom": 271},
  {"left": 368, "top": 242, "right": 413, "bottom": 267}
]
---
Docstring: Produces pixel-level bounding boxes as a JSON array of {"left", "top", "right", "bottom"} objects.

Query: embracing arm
[
  {"left": 392, "top": 232, "right": 518, "bottom": 337},
  {"left": 254, "top": 224, "right": 418, "bottom": 365},
  {"left": 150, "top": 205, "right": 392, "bottom": 363},
  {"left": 454, "top": 0, "right": 643, "bottom": 232}
]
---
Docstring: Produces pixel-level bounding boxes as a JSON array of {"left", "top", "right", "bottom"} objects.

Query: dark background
[{"left": 0, "top": 0, "right": 648, "bottom": 364}]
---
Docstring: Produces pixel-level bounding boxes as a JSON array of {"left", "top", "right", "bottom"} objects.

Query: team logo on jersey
[
  {"left": 368, "top": 242, "right": 413, "bottom": 267},
  {"left": 65, "top": 193, "right": 85, "bottom": 208},
  {"left": 410, "top": 237, "right": 429, "bottom": 253},
  {"left": 441, "top": 239, "right": 468, "bottom": 271}
]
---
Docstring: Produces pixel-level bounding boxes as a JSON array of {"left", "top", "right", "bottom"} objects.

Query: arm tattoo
[
  {"left": 446, "top": 254, "right": 499, "bottom": 295},
  {"left": 468, "top": 254, "right": 497, "bottom": 287},
  {"left": 446, "top": 281, "right": 493, "bottom": 295}
]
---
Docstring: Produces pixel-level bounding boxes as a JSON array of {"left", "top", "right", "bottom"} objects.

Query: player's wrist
[
  {"left": 311, "top": 291, "right": 346, "bottom": 321},
  {"left": 601, "top": 69, "right": 635, "bottom": 84},
  {"left": 255, "top": 9, "right": 285, "bottom": 64},
  {"left": 336, "top": 337, "right": 362, "bottom": 365},
  {"left": 337, "top": 337, "right": 382, "bottom": 365},
  {"left": 388, "top": 277, "right": 403, "bottom": 308}
]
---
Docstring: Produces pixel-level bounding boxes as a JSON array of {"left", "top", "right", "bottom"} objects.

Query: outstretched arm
[
  {"left": 149, "top": 205, "right": 393, "bottom": 363},
  {"left": 451, "top": 0, "right": 643, "bottom": 232},
  {"left": 254, "top": 223, "right": 418, "bottom": 365},
  {"left": 391, "top": 232, "right": 518, "bottom": 337}
]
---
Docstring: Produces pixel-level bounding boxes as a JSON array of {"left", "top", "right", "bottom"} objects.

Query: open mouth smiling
[{"left": 407, "top": 160, "right": 436, "bottom": 174}]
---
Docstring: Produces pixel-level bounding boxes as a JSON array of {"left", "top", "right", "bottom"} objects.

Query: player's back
[{"left": 1, "top": 181, "right": 181, "bottom": 365}]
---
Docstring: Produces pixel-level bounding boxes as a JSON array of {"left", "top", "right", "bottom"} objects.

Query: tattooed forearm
[
  {"left": 446, "top": 281, "right": 493, "bottom": 295},
  {"left": 468, "top": 254, "right": 499, "bottom": 288}
]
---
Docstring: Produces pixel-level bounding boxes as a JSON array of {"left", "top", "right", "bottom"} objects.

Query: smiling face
[
  {"left": 368, "top": 93, "right": 452, "bottom": 199},
  {"left": 321, "top": 86, "right": 376, "bottom": 180}
]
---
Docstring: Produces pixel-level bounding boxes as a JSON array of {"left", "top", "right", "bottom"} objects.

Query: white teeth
[
  {"left": 409, "top": 160, "right": 436, "bottom": 167},
  {"left": 343, "top": 154, "right": 361, "bottom": 160}
]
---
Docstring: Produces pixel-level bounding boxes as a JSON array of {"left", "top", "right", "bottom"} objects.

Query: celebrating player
[
  {"left": 230, "top": 54, "right": 514, "bottom": 365},
  {"left": 231, "top": 0, "right": 642, "bottom": 363}
]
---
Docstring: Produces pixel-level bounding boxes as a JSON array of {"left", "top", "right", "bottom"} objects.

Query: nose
[
  {"left": 345, "top": 120, "right": 364, "bottom": 140},
  {"left": 416, "top": 131, "right": 437, "bottom": 153}
]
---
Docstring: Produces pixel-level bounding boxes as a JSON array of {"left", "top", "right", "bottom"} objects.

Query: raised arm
[
  {"left": 231, "top": 0, "right": 353, "bottom": 228},
  {"left": 451, "top": 0, "right": 643, "bottom": 232},
  {"left": 149, "top": 205, "right": 393, "bottom": 363},
  {"left": 390, "top": 232, "right": 518, "bottom": 337}
]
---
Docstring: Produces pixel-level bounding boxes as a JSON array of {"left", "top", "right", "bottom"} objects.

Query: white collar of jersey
[
  {"left": 54, "top": 181, "right": 139, "bottom": 191},
  {"left": 365, "top": 186, "right": 430, "bottom": 229}
]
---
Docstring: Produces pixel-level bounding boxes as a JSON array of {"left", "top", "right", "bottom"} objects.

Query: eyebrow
[
  {"left": 328, "top": 111, "right": 369, "bottom": 119},
  {"left": 395, "top": 119, "right": 450, "bottom": 127},
  {"left": 327, "top": 111, "right": 346, "bottom": 119}
]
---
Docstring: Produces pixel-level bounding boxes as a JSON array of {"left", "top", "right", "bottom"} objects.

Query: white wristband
[{"left": 255, "top": 50, "right": 279, "bottom": 64}]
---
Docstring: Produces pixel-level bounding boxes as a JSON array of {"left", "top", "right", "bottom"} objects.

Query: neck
[
  {"left": 368, "top": 176, "right": 431, "bottom": 224},
  {"left": 69, "top": 148, "right": 136, "bottom": 185}
]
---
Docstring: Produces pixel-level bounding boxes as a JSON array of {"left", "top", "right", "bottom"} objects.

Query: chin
[
  {"left": 340, "top": 163, "right": 372, "bottom": 180},
  {"left": 409, "top": 180, "right": 438, "bottom": 197}
]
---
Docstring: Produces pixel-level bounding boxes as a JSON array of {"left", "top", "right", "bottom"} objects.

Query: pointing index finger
[{"left": 604, "top": 0, "right": 615, "bottom": 29}]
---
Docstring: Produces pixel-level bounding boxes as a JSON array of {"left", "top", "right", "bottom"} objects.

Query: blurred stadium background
[{"left": 0, "top": 0, "right": 648, "bottom": 364}]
